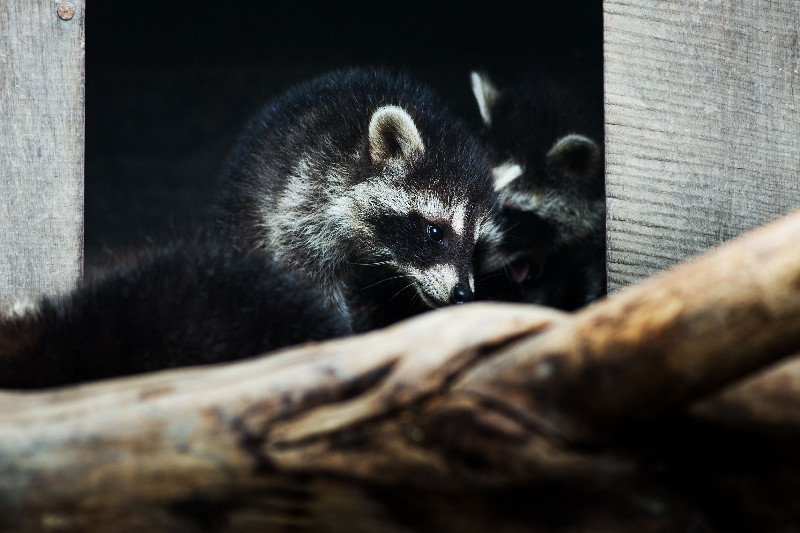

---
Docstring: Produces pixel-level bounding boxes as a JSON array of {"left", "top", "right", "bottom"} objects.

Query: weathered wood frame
[
  {"left": 0, "top": 0, "right": 85, "bottom": 309},
  {"left": 605, "top": 0, "right": 800, "bottom": 290},
  {"left": 2, "top": 1, "right": 800, "bottom": 531}
]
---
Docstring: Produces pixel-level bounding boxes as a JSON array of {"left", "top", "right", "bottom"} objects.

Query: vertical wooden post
[
  {"left": 604, "top": 0, "right": 800, "bottom": 291},
  {"left": 0, "top": 0, "right": 85, "bottom": 307}
]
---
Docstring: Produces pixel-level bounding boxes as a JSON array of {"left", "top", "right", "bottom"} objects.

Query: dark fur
[
  {"left": 217, "top": 67, "right": 499, "bottom": 331},
  {"left": 472, "top": 65, "right": 606, "bottom": 310},
  {"left": 0, "top": 238, "right": 348, "bottom": 389},
  {"left": 0, "top": 69, "right": 500, "bottom": 389}
]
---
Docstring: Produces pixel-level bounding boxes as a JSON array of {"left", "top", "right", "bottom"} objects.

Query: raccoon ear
[
  {"left": 491, "top": 161, "right": 524, "bottom": 191},
  {"left": 546, "top": 134, "right": 602, "bottom": 182},
  {"left": 368, "top": 105, "right": 425, "bottom": 164},
  {"left": 470, "top": 71, "right": 499, "bottom": 126}
]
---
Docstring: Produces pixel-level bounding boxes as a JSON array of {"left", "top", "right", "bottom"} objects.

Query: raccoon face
[
  {"left": 470, "top": 71, "right": 606, "bottom": 309},
  {"left": 348, "top": 105, "right": 500, "bottom": 308},
  {"left": 366, "top": 201, "right": 479, "bottom": 307},
  {"left": 492, "top": 134, "right": 604, "bottom": 248}
]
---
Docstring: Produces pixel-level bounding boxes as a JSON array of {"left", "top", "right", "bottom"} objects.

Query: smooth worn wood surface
[
  {"left": 604, "top": 0, "right": 800, "bottom": 290},
  {"left": 2, "top": 209, "right": 800, "bottom": 532},
  {"left": 0, "top": 0, "right": 85, "bottom": 308}
]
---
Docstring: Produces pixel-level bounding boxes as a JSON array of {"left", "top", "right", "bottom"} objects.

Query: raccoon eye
[{"left": 426, "top": 223, "right": 444, "bottom": 243}]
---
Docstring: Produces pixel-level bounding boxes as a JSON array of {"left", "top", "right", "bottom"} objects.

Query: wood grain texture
[
  {"left": 604, "top": 0, "right": 800, "bottom": 290},
  {"left": 0, "top": 0, "right": 85, "bottom": 307}
]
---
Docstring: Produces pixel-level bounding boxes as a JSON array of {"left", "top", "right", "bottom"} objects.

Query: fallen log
[{"left": 2, "top": 209, "right": 800, "bottom": 532}]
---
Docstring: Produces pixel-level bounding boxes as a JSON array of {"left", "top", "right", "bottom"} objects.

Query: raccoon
[
  {"left": 470, "top": 67, "right": 606, "bottom": 310},
  {"left": 0, "top": 237, "right": 348, "bottom": 389},
  {"left": 218, "top": 67, "right": 503, "bottom": 331}
]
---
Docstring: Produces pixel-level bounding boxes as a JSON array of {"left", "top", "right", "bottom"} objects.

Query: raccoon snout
[{"left": 449, "top": 285, "right": 474, "bottom": 305}]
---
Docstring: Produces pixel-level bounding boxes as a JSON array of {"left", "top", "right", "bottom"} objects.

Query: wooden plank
[
  {"left": 604, "top": 0, "right": 800, "bottom": 290},
  {"left": 0, "top": 0, "right": 85, "bottom": 307}
]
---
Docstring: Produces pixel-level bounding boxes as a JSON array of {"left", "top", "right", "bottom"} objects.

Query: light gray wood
[
  {"left": 0, "top": 0, "right": 85, "bottom": 308},
  {"left": 604, "top": 0, "right": 800, "bottom": 290}
]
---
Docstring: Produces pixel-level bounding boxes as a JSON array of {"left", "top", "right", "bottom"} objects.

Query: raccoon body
[
  {"left": 470, "top": 67, "right": 606, "bottom": 310},
  {"left": 218, "top": 68, "right": 502, "bottom": 331},
  {"left": 0, "top": 238, "right": 348, "bottom": 389},
  {"left": 0, "top": 69, "right": 502, "bottom": 388}
]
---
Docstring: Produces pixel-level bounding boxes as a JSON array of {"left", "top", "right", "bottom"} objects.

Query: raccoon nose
[{"left": 449, "top": 285, "right": 474, "bottom": 305}]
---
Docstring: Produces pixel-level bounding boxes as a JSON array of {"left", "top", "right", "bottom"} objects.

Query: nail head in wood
[{"left": 57, "top": 2, "right": 75, "bottom": 21}]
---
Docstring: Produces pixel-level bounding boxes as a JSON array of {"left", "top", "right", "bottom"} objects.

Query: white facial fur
[
  {"left": 406, "top": 263, "right": 468, "bottom": 307},
  {"left": 350, "top": 178, "right": 472, "bottom": 238},
  {"left": 348, "top": 176, "right": 479, "bottom": 308}
]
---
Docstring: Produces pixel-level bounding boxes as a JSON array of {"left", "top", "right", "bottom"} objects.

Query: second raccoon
[
  {"left": 219, "top": 68, "right": 503, "bottom": 332},
  {"left": 470, "top": 66, "right": 606, "bottom": 310}
]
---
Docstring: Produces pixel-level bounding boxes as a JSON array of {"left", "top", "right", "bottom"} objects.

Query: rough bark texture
[
  {"left": 604, "top": 0, "right": 800, "bottom": 291},
  {"left": 0, "top": 0, "right": 85, "bottom": 308},
  {"left": 2, "top": 210, "right": 800, "bottom": 532}
]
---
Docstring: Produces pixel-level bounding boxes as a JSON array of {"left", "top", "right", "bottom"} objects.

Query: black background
[{"left": 85, "top": 1, "right": 602, "bottom": 265}]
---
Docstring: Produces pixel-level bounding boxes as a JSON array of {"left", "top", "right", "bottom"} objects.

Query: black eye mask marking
[{"left": 367, "top": 213, "right": 463, "bottom": 269}]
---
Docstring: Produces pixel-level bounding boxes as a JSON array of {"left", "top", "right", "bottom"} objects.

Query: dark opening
[{"left": 86, "top": 1, "right": 602, "bottom": 266}]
